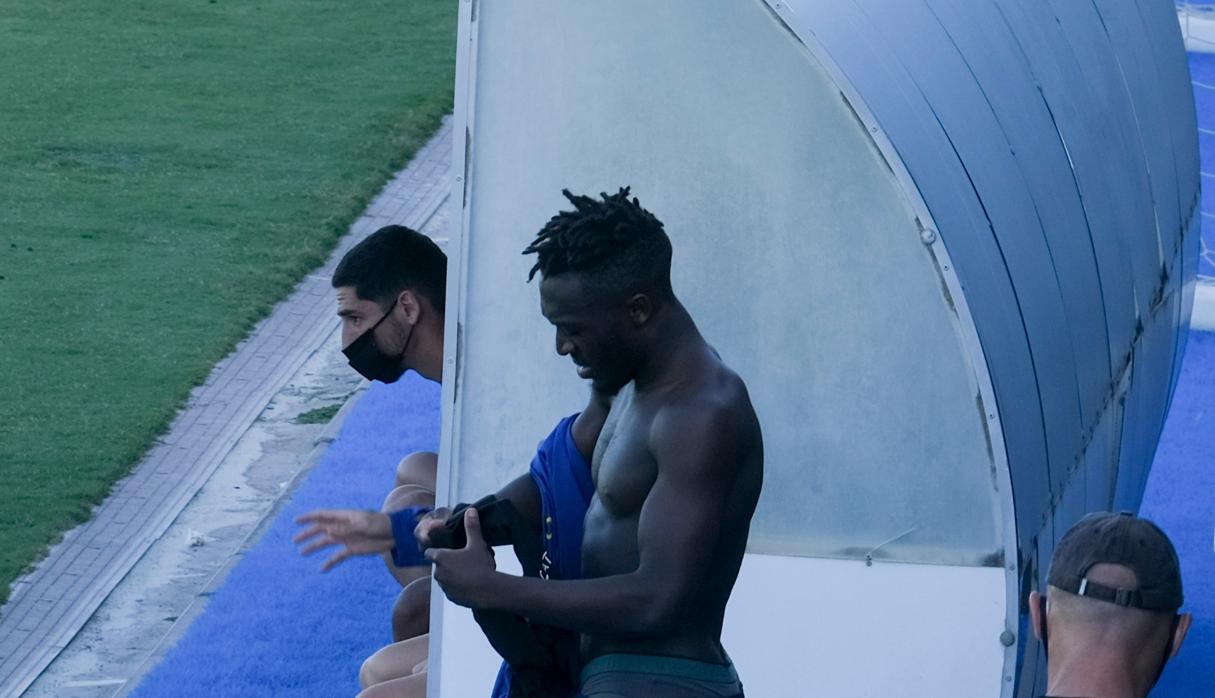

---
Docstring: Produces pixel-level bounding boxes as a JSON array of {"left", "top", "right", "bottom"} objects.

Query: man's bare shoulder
[
  {"left": 649, "top": 362, "right": 759, "bottom": 465},
  {"left": 682, "top": 357, "right": 756, "bottom": 416}
]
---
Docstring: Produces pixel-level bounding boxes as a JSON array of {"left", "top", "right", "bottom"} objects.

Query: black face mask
[{"left": 342, "top": 306, "right": 413, "bottom": 383}]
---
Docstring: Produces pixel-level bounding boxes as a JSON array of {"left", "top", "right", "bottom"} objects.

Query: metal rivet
[
  {"left": 455, "top": 176, "right": 463, "bottom": 182},
  {"left": 920, "top": 228, "right": 937, "bottom": 245},
  {"left": 1000, "top": 630, "right": 1016, "bottom": 647}
]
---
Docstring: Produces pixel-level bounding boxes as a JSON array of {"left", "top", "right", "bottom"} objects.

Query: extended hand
[
  {"left": 294, "top": 509, "right": 394, "bottom": 572},
  {"left": 425, "top": 508, "right": 498, "bottom": 608}
]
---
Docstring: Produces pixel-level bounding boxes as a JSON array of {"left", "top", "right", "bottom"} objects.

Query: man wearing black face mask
[
  {"left": 1028, "top": 511, "right": 1192, "bottom": 698},
  {"left": 334, "top": 225, "right": 448, "bottom": 387},
  {"left": 297, "top": 225, "right": 449, "bottom": 694},
  {"left": 296, "top": 223, "right": 612, "bottom": 697},
  {"left": 322, "top": 225, "right": 448, "bottom": 610}
]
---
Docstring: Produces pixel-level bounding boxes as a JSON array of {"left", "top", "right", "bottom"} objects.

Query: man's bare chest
[
  {"left": 591, "top": 385, "right": 658, "bottom": 517},
  {"left": 594, "top": 429, "right": 657, "bottom": 516}
]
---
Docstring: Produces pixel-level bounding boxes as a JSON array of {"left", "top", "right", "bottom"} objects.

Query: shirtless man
[{"left": 424, "top": 187, "right": 764, "bottom": 697}]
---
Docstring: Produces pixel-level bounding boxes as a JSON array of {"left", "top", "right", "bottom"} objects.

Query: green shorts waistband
[{"left": 580, "top": 653, "right": 739, "bottom": 685}]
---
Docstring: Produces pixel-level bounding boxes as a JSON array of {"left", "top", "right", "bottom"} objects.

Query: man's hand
[
  {"left": 425, "top": 508, "right": 499, "bottom": 608},
  {"left": 413, "top": 506, "right": 452, "bottom": 550},
  {"left": 294, "top": 509, "right": 394, "bottom": 572}
]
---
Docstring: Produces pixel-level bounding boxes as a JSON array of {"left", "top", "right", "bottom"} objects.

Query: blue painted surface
[
  {"left": 1141, "top": 332, "right": 1215, "bottom": 698},
  {"left": 1190, "top": 49, "right": 1215, "bottom": 85},
  {"left": 1190, "top": 52, "right": 1215, "bottom": 280},
  {"left": 1165, "top": 69, "right": 1215, "bottom": 698},
  {"left": 127, "top": 374, "right": 440, "bottom": 698}
]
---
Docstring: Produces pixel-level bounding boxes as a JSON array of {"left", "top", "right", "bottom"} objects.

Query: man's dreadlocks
[{"left": 522, "top": 187, "right": 673, "bottom": 296}]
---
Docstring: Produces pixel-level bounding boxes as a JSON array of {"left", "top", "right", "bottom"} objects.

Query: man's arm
[
  {"left": 430, "top": 400, "right": 744, "bottom": 638},
  {"left": 297, "top": 395, "right": 603, "bottom": 571},
  {"left": 295, "top": 472, "right": 541, "bottom": 571},
  {"left": 413, "top": 473, "right": 540, "bottom": 550},
  {"left": 417, "top": 389, "right": 607, "bottom": 548}
]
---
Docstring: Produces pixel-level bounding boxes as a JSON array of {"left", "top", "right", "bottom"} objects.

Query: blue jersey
[{"left": 491, "top": 413, "right": 593, "bottom": 698}]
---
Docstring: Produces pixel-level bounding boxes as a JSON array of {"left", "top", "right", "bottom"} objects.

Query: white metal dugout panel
[{"left": 430, "top": 1, "right": 1197, "bottom": 696}]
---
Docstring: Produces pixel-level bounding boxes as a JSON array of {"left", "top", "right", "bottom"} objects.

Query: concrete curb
[{"left": 112, "top": 376, "right": 368, "bottom": 698}]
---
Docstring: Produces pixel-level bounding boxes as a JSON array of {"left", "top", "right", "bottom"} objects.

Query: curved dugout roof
[
  {"left": 434, "top": 0, "right": 1199, "bottom": 694},
  {"left": 772, "top": 1, "right": 1199, "bottom": 689},
  {"left": 775, "top": 0, "right": 1198, "bottom": 568}
]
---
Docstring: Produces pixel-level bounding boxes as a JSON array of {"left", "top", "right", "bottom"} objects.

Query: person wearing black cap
[{"left": 1029, "top": 511, "right": 1192, "bottom": 698}]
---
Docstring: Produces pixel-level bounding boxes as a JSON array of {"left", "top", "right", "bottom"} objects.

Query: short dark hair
[
  {"left": 523, "top": 187, "right": 672, "bottom": 297},
  {"left": 332, "top": 225, "right": 446, "bottom": 312}
]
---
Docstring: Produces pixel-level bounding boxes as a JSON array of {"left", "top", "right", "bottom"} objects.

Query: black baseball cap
[{"left": 1047, "top": 511, "right": 1183, "bottom": 611}]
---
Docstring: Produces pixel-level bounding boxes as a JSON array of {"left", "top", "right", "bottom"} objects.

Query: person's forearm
[
  {"left": 483, "top": 571, "right": 678, "bottom": 638},
  {"left": 493, "top": 473, "right": 542, "bottom": 535}
]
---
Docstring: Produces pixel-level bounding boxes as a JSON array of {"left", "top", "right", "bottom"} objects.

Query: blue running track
[
  {"left": 1187, "top": 52, "right": 1215, "bottom": 280},
  {"left": 1141, "top": 331, "right": 1215, "bottom": 697},
  {"left": 129, "top": 374, "right": 439, "bottom": 698}
]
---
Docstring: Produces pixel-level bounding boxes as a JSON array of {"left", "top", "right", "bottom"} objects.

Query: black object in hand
[
  {"left": 429, "top": 495, "right": 520, "bottom": 549},
  {"left": 429, "top": 495, "right": 575, "bottom": 696}
]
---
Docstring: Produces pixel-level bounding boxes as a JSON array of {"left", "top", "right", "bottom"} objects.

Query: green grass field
[{"left": 0, "top": 1, "right": 456, "bottom": 605}]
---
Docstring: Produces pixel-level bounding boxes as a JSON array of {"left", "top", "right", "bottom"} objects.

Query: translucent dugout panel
[{"left": 445, "top": 0, "right": 1002, "bottom": 567}]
